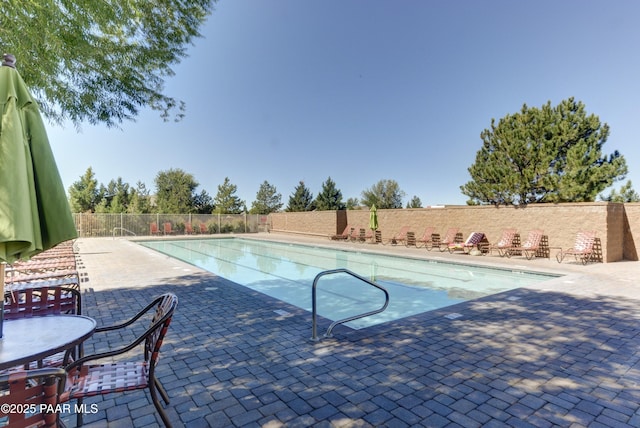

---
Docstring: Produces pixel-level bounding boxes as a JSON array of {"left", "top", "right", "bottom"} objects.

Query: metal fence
[{"left": 73, "top": 213, "right": 270, "bottom": 238}]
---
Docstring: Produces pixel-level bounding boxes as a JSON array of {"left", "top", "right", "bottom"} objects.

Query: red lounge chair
[
  {"left": 556, "top": 230, "right": 597, "bottom": 264},
  {"left": 416, "top": 227, "right": 436, "bottom": 249},
  {"left": 488, "top": 228, "right": 518, "bottom": 257},
  {"left": 163, "top": 222, "right": 174, "bottom": 235},
  {"left": 185, "top": 222, "right": 194, "bottom": 234},
  {"left": 385, "top": 226, "right": 410, "bottom": 245},
  {"left": 434, "top": 228, "right": 461, "bottom": 252},
  {"left": 150, "top": 222, "right": 161, "bottom": 235},
  {"left": 330, "top": 224, "right": 352, "bottom": 240},
  {"left": 199, "top": 223, "right": 208, "bottom": 234},
  {"left": 507, "top": 229, "right": 544, "bottom": 260}
]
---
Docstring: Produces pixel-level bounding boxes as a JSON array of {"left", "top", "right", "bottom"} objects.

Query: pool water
[{"left": 140, "top": 238, "right": 557, "bottom": 329}]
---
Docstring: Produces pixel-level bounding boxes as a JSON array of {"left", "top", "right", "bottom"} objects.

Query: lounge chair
[
  {"left": 150, "top": 222, "right": 161, "bottom": 235},
  {"left": 356, "top": 228, "right": 374, "bottom": 243},
  {"left": 556, "top": 230, "right": 597, "bottom": 264},
  {"left": 416, "top": 227, "right": 436, "bottom": 249},
  {"left": 506, "top": 229, "right": 544, "bottom": 260},
  {"left": 487, "top": 228, "right": 518, "bottom": 257},
  {"left": 163, "top": 222, "right": 174, "bottom": 235},
  {"left": 448, "top": 232, "right": 487, "bottom": 254},
  {"left": 384, "top": 226, "right": 410, "bottom": 245},
  {"left": 433, "top": 228, "right": 461, "bottom": 252},
  {"left": 330, "top": 224, "right": 352, "bottom": 240},
  {"left": 185, "top": 222, "right": 194, "bottom": 234},
  {"left": 349, "top": 226, "right": 363, "bottom": 242},
  {"left": 199, "top": 223, "right": 208, "bottom": 234}
]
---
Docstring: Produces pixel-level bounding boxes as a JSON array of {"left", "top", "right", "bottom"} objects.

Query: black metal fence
[{"left": 73, "top": 213, "right": 270, "bottom": 238}]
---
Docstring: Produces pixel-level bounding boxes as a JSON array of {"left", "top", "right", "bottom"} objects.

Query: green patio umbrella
[
  {"left": 369, "top": 204, "right": 379, "bottom": 232},
  {"left": 0, "top": 54, "right": 77, "bottom": 336}
]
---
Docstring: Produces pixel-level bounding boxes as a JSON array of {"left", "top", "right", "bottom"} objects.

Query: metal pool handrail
[{"left": 311, "top": 268, "right": 390, "bottom": 341}]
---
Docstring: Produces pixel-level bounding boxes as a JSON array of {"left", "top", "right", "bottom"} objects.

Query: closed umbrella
[
  {"left": 369, "top": 204, "right": 379, "bottom": 243},
  {"left": 0, "top": 54, "right": 77, "bottom": 337}
]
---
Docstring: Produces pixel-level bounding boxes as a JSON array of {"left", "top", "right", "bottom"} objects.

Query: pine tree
[
  {"left": 315, "top": 177, "right": 345, "bottom": 211},
  {"left": 68, "top": 167, "right": 100, "bottom": 213},
  {"left": 214, "top": 177, "right": 245, "bottom": 214},
  {"left": 406, "top": 196, "right": 422, "bottom": 208},
  {"left": 250, "top": 181, "right": 283, "bottom": 214},
  {"left": 154, "top": 168, "right": 199, "bottom": 213},
  {"left": 461, "top": 98, "right": 627, "bottom": 205},
  {"left": 287, "top": 181, "right": 315, "bottom": 212}
]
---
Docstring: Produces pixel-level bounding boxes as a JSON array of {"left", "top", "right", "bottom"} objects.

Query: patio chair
[
  {"left": 416, "top": 227, "right": 436, "bottom": 249},
  {"left": 330, "top": 224, "right": 352, "bottom": 240},
  {"left": 556, "top": 230, "right": 597, "bottom": 264},
  {"left": 163, "top": 222, "right": 175, "bottom": 235},
  {"left": 405, "top": 231, "right": 417, "bottom": 247},
  {"left": 185, "top": 222, "right": 195, "bottom": 234},
  {"left": 150, "top": 222, "right": 161, "bottom": 235},
  {"left": 384, "top": 226, "right": 410, "bottom": 245},
  {"left": 487, "top": 228, "right": 518, "bottom": 257},
  {"left": 0, "top": 368, "right": 67, "bottom": 428},
  {"left": 448, "top": 232, "right": 487, "bottom": 254},
  {"left": 348, "top": 226, "right": 363, "bottom": 242},
  {"left": 199, "top": 223, "right": 208, "bottom": 234},
  {"left": 433, "top": 228, "right": 461, "bottom": 252},
  {"left": 356, "top": 228, "right": 374, "bottom": 243},
  {"left": 506, "top": 229, "right": 544, "bottom": 260},
  {"left": 63, "top": 293, "right": 178, "bottom": 427}
]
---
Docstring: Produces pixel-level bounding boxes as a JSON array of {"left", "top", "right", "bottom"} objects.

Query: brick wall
[{"left": 270, "top": 202, "right": 638, "bottom": 262}]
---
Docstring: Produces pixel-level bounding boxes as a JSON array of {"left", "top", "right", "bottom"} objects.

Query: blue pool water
[{"left": 140, "top": 238, "right": 557, "bottom": 329}]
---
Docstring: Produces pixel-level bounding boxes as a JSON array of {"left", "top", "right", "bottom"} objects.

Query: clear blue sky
[{"left": 47, "top": 0, "right": 640, "bottom": 207}]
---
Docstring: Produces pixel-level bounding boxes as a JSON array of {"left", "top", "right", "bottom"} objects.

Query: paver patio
[{"left": 64, "top": 235, "right": 640, "bottom": 427}]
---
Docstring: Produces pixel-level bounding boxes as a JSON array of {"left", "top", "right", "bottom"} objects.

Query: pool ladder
[{"left": 311, "top": 268, "right": 390, "bottom": 341}]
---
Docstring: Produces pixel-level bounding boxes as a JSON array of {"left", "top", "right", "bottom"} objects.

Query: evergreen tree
[
  {"left": 193, "top": 190, "right": 214, "bottom": 214},
  {"left": 286, "top": 181, "right": 315, "bottom": 212},
  {"left": 461, "top": 98, "right": 627, "bottom": 205},
  {"left": 250, "top": 181, "right": 283, "bottom": 214},
  {"left": 214, "top": 177, "right": 245, "bottom": 214},
  {"left": 601, "top": 180, "right": 640, "bottom": 203},
  {"left": 345, "top": 197, "right": 360, "bottom": 210},
  {"left": 128, "top": 181, "right": 152, "bottom": 214},
  {"left": 95, "top": 178, "right": 131, "bottom": 213},
  {"left": 361, "top": 179, "right": 405, "bottom": 209},
  {"left": 407, "top": 196, "right": 422, "bottom": 208},
  {"left": 68, "top": 167, "right": 100, "bottom": 213},
  {"left": 315, "top": 177, "right": 345, "bottom": 211},
  {"left": 1, "top": 0, "right": 215, "bottom": 127},
  {"left": 154, "top": 168, "right": 199, "bottom": 213}
]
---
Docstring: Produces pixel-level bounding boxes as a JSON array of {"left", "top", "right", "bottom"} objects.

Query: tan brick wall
[{"left": 270, "top": 202, "right": 637, "bottom": 262}]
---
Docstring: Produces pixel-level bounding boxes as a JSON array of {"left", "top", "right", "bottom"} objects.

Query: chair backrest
[
  {"left": 4, "top": 285, "right": 81, "bottom": 319},
  {"left": 0, "top": 368, "right": 66, "bottom": 428},
  {"left": 441, "top": 228, "right": 459, "bottom": 244},
  {"left": 199, "top": 223, "right": 208, "bottom": 233},
  {"left": 522, "top": 229, "right": 544, "bottom": 249},
  {"left": 145, "top": 293, "right": 179, "bottom": 367},
  {"left": 495, "top": 228, "right": 517, "bottom": 247},
  {"left": 340, "top": 224, "right": 351, "bottom": 237},
  {"left": 185, "top": 223, "right": 193, "bottom": 234},
  {"left": 394, "top": 226, "right": 410, "bottom": 239},
  {"left": 419, "top": 227, "right": 435, "bottom": 241},
  {"left": 150, "top": 222, "right": 159, "bottom": 234},
  {"left": 574, "top": 230, "right": 596, "bottom": 251},
  {"left": 163, "top": 222, "right": 172, "bottom": 234},
  {"left": 465, "top": 232, "right": 485, "bottom": 245}
]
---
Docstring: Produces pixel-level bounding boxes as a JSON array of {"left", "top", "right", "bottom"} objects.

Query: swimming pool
[{"left": 140, "top": 238, "right": 558, "bottom": 329}]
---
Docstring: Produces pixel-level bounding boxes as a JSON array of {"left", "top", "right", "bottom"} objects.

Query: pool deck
[{"left": 68, "top": 234, "right": 640, "bottom": 427}]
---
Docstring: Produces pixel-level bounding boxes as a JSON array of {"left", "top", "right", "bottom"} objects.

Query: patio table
[{"left": 0, "top": 315, "right": 96, "bottom": 371}]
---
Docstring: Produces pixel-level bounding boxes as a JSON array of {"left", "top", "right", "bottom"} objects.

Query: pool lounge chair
[
  {"left": 384, "top": 226, "right": 410, "bottom": 245},
  {"left": 330, "top": 224, "right": 352, "bottom": 240},
  {"left": 416, "top": 227, "right": 436, "bottom": 249},
  {"left": 506, "top": 229, "right": 544, "bottom": 260},
  {"left": 556, "top": 230, "right": 597, "bottom": 264},
  {"left": 488, "top": 228, "right": 518, "bottom": 257},
  {"left": 448, "top": 232, "right": 487, "bottom": 254},
  {"left": 433, "top": 228, "right": 461, "bottom": 252}
]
